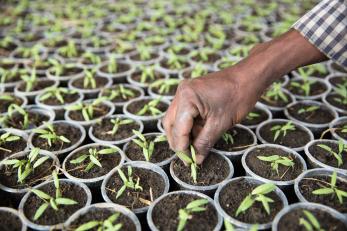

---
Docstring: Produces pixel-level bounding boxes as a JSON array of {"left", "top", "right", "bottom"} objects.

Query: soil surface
[
  {"left": 241, "top": 108, "right": 269, "bottom": 126},
  {"left": 49, "top": 66, "right": 83, "bottom": 77},
  {"left": 92, "top": 118, "right": 140, "bottom": 141},
  {"left": 100, "top": 86, "right": 141, "bottom": 103},
  {"left": 260, "top": 91, "right": 293, "bottom": 107},
  {"left": 278, "top": 207, "right": 347, "bottom": 231},
  {"left": 3, "top": 111, "right": 49, "bottom": 130},
  {"left": 0, "top": 134, "right": 26, "bottom": 161},
  {"left": 129, "top": 53, "right": 159, "bottom": 62},
  {"left": 191, "top": 53, "right": 221, "bottom": 63},
  {"left": 245, "top": 146, "right": 304, "bottom": 181},
  {"left": 0, "top": 95, "right": 23, "bottom": 113},
  {"left": 40, "top": 91, "right": 80, "bottom": 106},
  {"left": 219, "top": 178, "right": 284, "bottom": 224},
  {"left": 259, "top": 121, "right": 311, "bottom": 149},
  {"left": 299, "top": 175, "right": 347, "bottom": 214},
  {"left": 328, "top": 75, "right": 347, "bottom": 88},
  {"left": 172, "top": 152, "right": 230, "bottom": 186},
  {"left": 151, "top": 84, "right": 178, "bottom": 96},
  {"left": 72, "top": 76, "right": 108, "bottom": 90},
  {"left": 163, "top": 47, "right": 191, "bottom": 56},
  {"left": 65, "top": 145, "right": 122, "bottom": 179},
  {"left": 0, "top": 154, "right": 54, "bottom": 189},
  {"left": 308, "top": 141, "right": 347, "bottom": 170},
  {"left": 23, "top": 181, "right": 88, "bottom": 225},
  {"left": 334, "top": 122, "right": 347, "bottom": 140},
  {"left": 127, "top": 99, "right": 168, "bottom": 116},
  {"left": 69, "top": 104, "right": 110, "bottom": 121},
  {"left": 18, "top": 79, "right": 55, "bottom": 92},
  {"left": 287, "top": 102, "right": 335, "bottom": 124},
  {"left": 326, "top": 93, "right": 347, "bottom": 111},
  {"left": 331, "top": 63, "right": 347, "bottom": 73},
  {"left": 152, "top": 193, "right": 218, "bottom": 231},
  {"left": 100, "top": 63, "right": 130, "bottom": 74},
  {"left": 67, "top": 207, "right": 136, "bottom": 231},
  {"left": 105, "top": 166, "right": 165, "bottom": 210},
  {"left": 125, "top": 135, "right": 174, "bottom": 163},
  {"left": 214, "top": 126, "right": 254, "bottom": 152},
  {"left": 285, "top": 80, "right": 327, "bottom": 97},
  {"left": 130, "top": 71, "right": 165, "bottom": 84},
  {"left": 0, "top": 210, "right": 22, "bottom": 231},
  {"left": 32, "top": 123, "right": 81, "bottom": 152}
]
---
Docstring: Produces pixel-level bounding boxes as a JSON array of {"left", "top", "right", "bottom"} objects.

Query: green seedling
[
  {"left": 291, "top": 69, "right": 315, "bottom": 96},
  {"left": 66, "top": 97, "right": 106, "bottom": 121},
  {"left": 191, "top": 63, "right": 208, "bottom": 78},
  {"left": 176, "top": 145, "right": 198, "bottom": 184},
  {"left": 132, "top": 130, "right": 167, "bottom": 161},
  {"left": 236, "top": 183, "right": 276, "bottom": 216},
  {"left": 83, "top": 70, "right": 97, "bottom": 89},
  {"left": 151, "top": 79, "right": 180, "bottom": 94},
  {"left": 262, "top": 83, "right": 288, "bottom": 103},
  {"left": 271, "top": 121, "right": 296, "bottom": 142},
  {"left": 166, "top": 50, "right": 187, "bottom": 69},
  {"left": 31, "top": 170, "right": 78, "bottom": 220},
  {"left": 48, "top": 59, "right": 64, "bottom": 76},
  {"left": 0, "top": 132, "right": 20, "bottom": 153},
  {"left": 39, "top": 87, "right": 77, "bottom": 104},
  {"left": 139, "top": 65, "right": 156, "bottom": 83},
  {"left": 136, "top": 44, "right": 152, "bottom": 60},
  {"left": 107, "top": 118, "right": 134, "bottom": 135},
  {"left": 136, "top": 98, "right": 163, "bottom": 116},
  {"left": 58, "top": 40, "right": 78, "bottom": 58},
  {"left": 70, "top": 147, "right": 117, "bottom": 172},
  {"left": 246, "top": 112, "right": 260, "bottom": 121},
  {"left": 228, "top": 45, "right": 252, "bottom": 57},
  {"left": 82, "top": 52, "right": 101, "bottom": 65},
  {"left": 299, "top": 210, "right": 324, "bottom": 231},
  {"left": 0, "top": 67, "right": 21, "bottom": 83},
  {"left": 75, "top": 212, "right": 123, "bottom": 231},
  {"left": 103, "top": 84, "right": 135, "bottom": 101},
  {"left": 116, "top": 166, "right": 143, "bottom": 199},
  {"left": 21, "top": 68, "right": 37, "bottom": 92},
  {"left": 312, "top": 171, "right": 347, "bottom": 204},
  {"left": 0, "top": 104, "right": 29, "bottom": 129},
  {"left": 33, "top": 123, "right": 70, "bottom": 147},
  {"left": 334, "top": 84, "right": 347, "bottom": 105},
  {"left": 257, "top": 155, "right": 294, "bottom": 176},
  {"left": 107, "top": 54, "right": 118, "bottom": 73},
  {"left": 298, "top": 106, "right": 319, "bottom": 114},
  {"left": 177, "top": 199, "right": 208, "bottom": 231},
  {"left": 218, "top": 57, "right": 239, "bottom": 69},
  {"left": 189, "top": 48, "right": 214, "bottom": 62},
  {"left": 222, "top": 132, "right": 234, "bottom": 144},
  {"left": 0, "top": 94, "right": 15, "bottom": 102},
  {"left": 317, "top": 140, "right": 346, "bottom": 167}
]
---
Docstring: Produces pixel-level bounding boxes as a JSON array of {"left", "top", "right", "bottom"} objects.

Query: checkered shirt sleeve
[{"left": 292, "top": 0, "right": 347, "bottom": 67}]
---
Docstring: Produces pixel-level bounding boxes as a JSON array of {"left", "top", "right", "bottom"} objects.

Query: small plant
[
  {"left": 0, "top": 104, "right": 29, "bottom": 129},
  {"left": 0, "top": 67, "right": 21, "bottom": 83},
  {"left": 21, "top": 69, "right": 37, "bottom": 92},
  {"left": 166, "top": 50, "right": 186, "bottom": 69},
  {"left": 31, "top": 170, "right": 77, "bottom": 220},
  {"left": 103, "top": 85, "right": 135, "bottom": 101},
  {"left": 132, "top": 130, "right": 167, "bottom": 161},
  {"left": 257, "top": 155, "right": 294, "bottom": 176},
  {"left": 191, "top": 63, "right": 208, "bottom": 78},
  {"left": 218, "top": 57, "right": 239, "bottom": 69},
  {"left": 271, "top": 121, "right": 296, "bottom": 142},
  {"left": 290, "top": 69, "right": 316, "bottom": 96},
  {"left": 333, "top": 84, "right": 347, "bottom": 105},
  {"left": 74, "top": 212, "right": 123, "bottom": 231},
  {"left": 106, "top": 55, "right": 118, "bottom": 73},
  {"left": 58, "top": 40, "right": 78, "bottom": 58},
  {"left": 136, "top": 98, "right": 163, "bottom": 116},
  {"left": 317, "top": 140, "right": 346, "bottom": 167},
  {"left": 246, "top": 112, "right": 260, "bottom": 121},
  {"left": 81, "top": 52, "right": 101, "bottom": 65},
  {"left": 139, "top": 65, "right": 156, "bottom": 83},
  {"left": 136, "top": 44, "right": 152, "bottom": 61},
  {"left": 298, "top": 105, "right": 319, "bottom": 114},
  {"left": 299, "top": 210, "right": 323, "bottom": 231},
  {"left": 261, "top": 83, "right": 288, "bottom": 103},
  {"left": 107, "top": 118, "right": 134, "bottom": 135},
  {"left": 66, "top": 98, "right": 106, "bottom": 121},
  {"left": 33, "top": 123, "right": 70, "bottom": 147},
  {"left": 1, "top": 148, "right": 49, "bottom": 184},
  {"left": 0, "top": 94, "right": 15, "bottom": 102},
  {"left": 177, "top": 199, "right": 208, "bottom": 231},
  {"left": 176, "top": 145, "right": 198, "bottom": 184},
  {"left": 222, "top": 132, "right": 234, "bottom": 144},
  {"left": 228, "top": 45, "right": 252, "bottom": 58},
  {"left": 70, "top": 147, "right": 117, "bottom": 172},
  {"left": 83, "top": 70, "right": 97, "bottom": 89},
  {"left": 236, "top": 183, "right": 276, "bottom": 216},
  {"left": 298, "top": 63, "right": 328, "bottom": 77},
  {"left": 312, "top": 171, "right": 347, "bottom": 204},
  {"left": 151, "top": 79, "right": 180, "bottom": 94},
  {"left": 0, "top": 132, "right": 20, "bottom": 153},
  {"left": 39, "top": 87, "right": 77, "bottom": 104},
  {"left": 48, "top": 59, "right": 67, "bottom": 77},
  {"left": 116, "top": 166, "right": 143, "bottom": 199},
  {"left": 190, "top": 48, "right": 214, "bottom": 62}
]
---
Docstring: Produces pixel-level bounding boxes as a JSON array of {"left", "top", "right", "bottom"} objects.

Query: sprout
[
  {"left": 136, "top": 44, "right": 152, "bottom": 61},
  {"left": 139, "top": 65, "right": 156, "bottom": 83},
  {"left": 298, "top": 105, "right": 320, "bottom": 114},
  {"left": 116, "top": 166, "right": 143, "bottom": 199},
  {"left": 150, "top": 79, "right": 180, "bottom": 94},
  {"left": 0, "top": 94, "right": 14, "bottom": 101},
  {"left": 177, "top": 199, "right": 208, "bottom": 231},
  {"left": 82, "top": 52, "right": 101, "bottom": 65},
  {"left": 70, "top": 147, "right": 117, "bottom": 172},
  {"left": 107, "top": 118, "right": 134, "bottom": 135},
  {"left": 191, "top": 63, "right": 208, "bottom": 78},
  {"left": 257, "top": 155, "right": 294, "bottom": 176},
  {"left": 75, "top": 212, "right": 123, "bottom": 231},
  {"left": 222, "top": 132, "right": 234, "bottom": 144},
  {"left": 262, "top": 83, "right": 288, "bottom": 103},
  {"left": 48, "top": 59, "right": 64, "bottom": 76},
  {"left": 246, "top": 112, "right": 260, "bottom": 121},
  {"left": 1, "top": 148, "right": 49, "bottom": 184},
  {"left": 83, "top": 70, "right": 97, "bottom": 89},
  {"left": 66, "top": 97, "right": 106, "bottom": 121},
  {"left": 39, "top": 87, "right": 77, "bottom": 104},
  {"left": 103, "top": 84, "right": 135, "bottom": 101},
  {"left": 31, "top": 170, "right": 78, "bottom": 221},
  {"left": 58, "top": 40, "right": 78, "bottom": 58},
  {"left": 271, "top": 121, "right": 296, "bottom": 142},
  {"left": 0, "top": 104, "right": 29, "bottom": 129},
  {"left": 136, "top": 98, "right": 163, "bottom": 116},
  {"left": 0, "top": 67, "right": 21, "bottom": 83},
  {"left": 107, "top": 55, "right": 118, "bottom": 73},
  {"left": 291, "top": 69, "right": 316, "bottom": 96},
  {"left": 236, "top": 183, "right": 276, "bottom": 216},
  {"left": 176, "top": 145, "right": 198, "bottom": 184},
  {"left": 189, "top": 48, "right": 215, "bottom": 62},
  {"left": 228, "top": 45, "right": 252, "bottom": 58},
  {"left": 218, "top": 57, "right": 239, "bottom": 69},
  {"left": 0, "top": 132, "right": 20, "bottom": 153},
  {"left": 317, "top": 140, "right": 346, "bottom": 167},
  {"left": 32, "top": 122, "right": 70, "bottom": 147},
  {"left": 166, "top": 50, "right": 186, "bottom": 69},
  {"left": 21, "top": 68, "right": 37, "bottom": 92},
  {"left": 299, "top": 210, "right": 323, "bottom": 231},
  {"left": 333, "top": 84, "right": 347, "bottom": 105}
]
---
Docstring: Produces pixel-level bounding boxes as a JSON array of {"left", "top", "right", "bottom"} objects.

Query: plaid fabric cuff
[{"left": 292, "top": 0, "right": 347, "bottom": 68}]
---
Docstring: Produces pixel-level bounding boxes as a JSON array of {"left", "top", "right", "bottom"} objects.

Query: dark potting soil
[
  {"left": 299, "top": 175, "right": 347, "bottom": 213},
  {"left": 151, "top": 84, "right": 178, "bottom": 96},
  {"left": 277, "top": 207, "right": 347, "bottom": 231},
  {"left": 127, "top": 99, "right": 168, "bottom": 116},
  {"left": 331, "top": 63, "right": 347, "bottom": 73},
  {"left": 0, "top": 210, "right": 22, "bottom": 231},
  {"left": 287, "top": 102, "right": 335, "bottom": 124},
  {"left": 31, "top": 123, "right": 81, "bottom": 152},
  {"left": 49, "top": 66, "right": 83, "bottom": 77},
  {"left": 219, "top": 178, "right": 284, "bottom": 224},
  {"left": 17, "top": 79, "right": 55, "bottom": 92},
  {"left": 0, "top": 95, "right": 23, "bottom": 113},
  {"left": 334, "top": 122, "right": 347, "bottom": 140},
  {"left": 23, "top": 181, "right": 88, "bottom": 226},
  {"left": 259, "top": 122, "right": 311, "bottom": 149},
  {"left": 67, "top": 207, "right": 136, "bottom": 231},
  {"left": 245, "top": 146, "right": 304, "bottom": 181},
  {"left": 152, "top": 193, "right": 218, "bottom": 231},
  {"left": 214, "top": 126, "right": 254, "bottom": 152},
  {"left": 308, "top": 141, "right": 347, "bottom": 170},
  {"left": 130, "top": 53, "right": 159, "bottom": 62},
  {"left": 125, "top": 135, "right": 175, "bottom": 163},
  {"left": 326, "top": 94, "right": 347, "bottom": 111},
  {"left": 131, "top": 71, "right": 165, "bottom": 84},
  {"left": 105, "top": 167, "right": 165, "bottom": 210},
  {"left": 65, "top": 145, "right": 122, "bottom": 179},
  {"left": 260, "top": 91, "right": 293, "bottom": 107},
  {"left": 172, "top": 152, "right": 230, "bottom": 186},
  {"left": 285, "top": 80, "right": 327, "bottom": 96},
  {"left": 191, "top": 53, "right": 221, "bottom": 63},
  {"left": 3, "top": 111, "right": 49, "bottom": 130},
  {"left": 40, "top": 91, "right": 80, "bottom": 106},
  {"left": 0, "top": 155, "right": 54, "bottom": 189},
  {"left": 69, "top": 104, "right": 110, "bottom": 121},
  {"left": 72, "top": 76, "right": 108, "bottom": 90},
  {"left": 100, "top": 62, "right": 130, "bottom": 74},
  {"left": 241, "top": 108, "right": 269, "bottom": 126},
  {"left": 92, "top": 118, "right": 140, "bottom": 141},
  {"left": 328, "top": 75, "right": 347, "bottom": 88},
  {"left": 100, "top": 86, "right": 141, "bottom": 103},
  {"left": 0, "top": 61, "right": 16, "bottom": 70},
  {"left": 0, "top": 136, "right": 27, "bottom": 161}
]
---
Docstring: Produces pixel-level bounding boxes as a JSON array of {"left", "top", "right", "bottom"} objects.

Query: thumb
[{"left": 192, "top": 119, "right": 221, "bottom": 165}]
